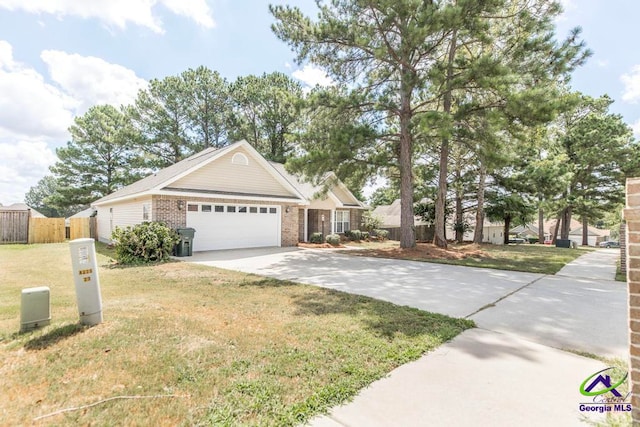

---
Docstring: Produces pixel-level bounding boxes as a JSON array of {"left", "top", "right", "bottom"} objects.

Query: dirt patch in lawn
[{"left": 352, "top": 242, "right": 488, "bottom": 260}]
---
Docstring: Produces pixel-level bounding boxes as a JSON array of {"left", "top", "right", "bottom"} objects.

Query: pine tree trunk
[
  {"left": 560, "top": 206, "right": 571, "bottom": 240},
  {"left": 537, "top": 199, "right": 544, "bottom": 244},
  {"left": 503, "top": 216, "right": 511, "bottom": 245},
  {"left": 473, "top": 165, "right": 486, "bottom": 244},
  {"left": 455, "top": 191, "right": 463, "bottom": 243},
  {"left": 434, "top": 29, "right": 457, "bottom": 249},
  {"left": 582, "top": 216, "right": 589, "bottom": 246},
  {"left": 551, "top": 214, "right": 561, "bottom": 244},
  {"left": 398, "top": 71, "right": 416, "bottom": 249}
]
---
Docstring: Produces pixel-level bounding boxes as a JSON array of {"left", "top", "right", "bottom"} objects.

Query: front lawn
[
  {"left": 346, "top": 241, "right": 591, "bottom": 274},
  {"left": 0, "top": 243, "right": 472, "bottom": 426}
]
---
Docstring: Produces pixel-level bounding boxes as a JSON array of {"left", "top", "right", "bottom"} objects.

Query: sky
[{"left": 0, "top": 0, "right": 638, "bottom": 206}]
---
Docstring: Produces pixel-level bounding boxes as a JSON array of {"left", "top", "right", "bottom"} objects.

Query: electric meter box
[
  {"left": 69, "top": 238, "right": 103, "bottom": 326},
  {"left": 20, "top": 286, "right": 51, "bottom": 332}
]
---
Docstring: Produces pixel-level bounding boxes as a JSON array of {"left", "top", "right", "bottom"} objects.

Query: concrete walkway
[{"left": 186, "top": 247, "right": 627, "bottom": 426}]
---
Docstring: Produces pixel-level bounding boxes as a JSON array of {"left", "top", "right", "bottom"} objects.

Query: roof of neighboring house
[
  {"left": 568, "top": 226, "right": 609, "bottom": 237},
  {"left": 0, "top": 203, "right": 46, "bottom": 217},
  {"left": 372, "top": 199, "right": 429, "bottom": 228},
  {"left": 92, "top": 140, "right": 363, "bottom": 208},
  {"left": 511, "top": 220, "right": 609, "bottom": 238},
  {"left": 372, "top": 200, "right": 505, "bottom": 229}
]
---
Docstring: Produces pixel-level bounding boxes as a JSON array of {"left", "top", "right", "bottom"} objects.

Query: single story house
[
  {"left": 371, "top": 199, "right": 428, "bottom": 228},
  {"left": 65, "top": 207, "right": 96, "bottom": 227},
  {"left": 92, "top": 140, "right": 366, "bottom": 251},
  {"left": 511, "top": 219, "right": 610, "bottom": 247},
  {"left": 371, "top": 200, "right": 504, "bottom": 245}
]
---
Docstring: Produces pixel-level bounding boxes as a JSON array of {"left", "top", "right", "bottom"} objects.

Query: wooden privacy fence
[
  {"left": 381, "top": 224, "right": 435, "bottom": 242},
  {"left": 29, "top": 218, "right": 65, "bottom": 243},
  {"left": 0, "top": 211, "right": 96, "bottom": 244},
  {"left": 0, "top": 210, "right": 29, "bottom": 243},
  {"left": 69, "top": 217, "right": 97, "bottom": 240}
]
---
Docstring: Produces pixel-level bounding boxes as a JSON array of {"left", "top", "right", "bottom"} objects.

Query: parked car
[
  {"left": 508, "top": 238, "right": 526, "bottom": 244},
  {"left": 599, "top": 241, "right": 620, "bottom": 248}
]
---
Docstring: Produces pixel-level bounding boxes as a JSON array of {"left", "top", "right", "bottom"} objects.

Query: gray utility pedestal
[{"left": 176, "top": 228, "right": 196, "bottom": 257}]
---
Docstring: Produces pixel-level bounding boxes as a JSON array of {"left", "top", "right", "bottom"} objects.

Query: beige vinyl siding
[
  {"left": 307, "top": 197, "right": 338, "bottom": 210},
  {"left": 331, "top": 184, "right": 358, "bottom": 206},
  {"left": 169, "top": 147, "right": 294, "bottom": 197},
  {"left": 96, "top": 197, "right": 151, "bottom": 242}
]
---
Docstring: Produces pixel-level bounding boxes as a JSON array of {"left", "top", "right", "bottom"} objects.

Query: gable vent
[{"left": 231, "top": 152, "right": 249, "bottom": 166}]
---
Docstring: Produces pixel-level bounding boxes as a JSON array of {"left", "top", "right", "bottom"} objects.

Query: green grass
[
  {"left": 0, "top": 243, "right": 473, "bottom": 426},
  {"left": 349, "top": 241, "right": 592, "bottom": 275}
]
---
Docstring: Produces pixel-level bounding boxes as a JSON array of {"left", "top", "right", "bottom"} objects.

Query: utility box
[
  {"left": 20, "top": 286, "right": 51, "bottom": 332},
  {"left": 69, "top": 238, "right": 103, "bottom": 326},
  {"left": 556, "top": 239, "right": 571, "bottom": 248},
  {"left": 176, "top": 228, "right": 195, "bottom": 257}
]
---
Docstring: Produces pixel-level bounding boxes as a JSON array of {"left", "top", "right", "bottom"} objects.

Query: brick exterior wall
[
  {"left": 350, "top": 209, "right": 363, "bottom": 231},
  {"left": 152, "top": 195, "right": 300, "bottom": 247},
  {"left": 625, "top": 177, "right": 640, "bottom": 424},
  {"left": 308, "top": 209, "right": 332, "bottom": 237},
  {"left": 622, "top": 222, "right": 627, "bottom": 276},
  {"left": 281, "top": 206, "right": 299, "bottom": 247}
]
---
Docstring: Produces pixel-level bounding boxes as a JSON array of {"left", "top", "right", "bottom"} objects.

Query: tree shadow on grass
[
  {"left": 289, "top": 288, "right": 473, "bottom": 340},
  {"left": 24, "top": 323, "right": 89, "bottom": 351}
]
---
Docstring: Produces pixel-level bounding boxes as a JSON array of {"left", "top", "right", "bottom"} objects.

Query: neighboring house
[
  {"left": 65, "top": 207, "right": 96, "bottom": 227},
  {"left": 91, "top": 140, "right": 365, "bottom": 252},
  {"left": 372, "top": 200, "right": 504, "bottom": 244},
  {"left": 510, "top": 219, "right": 610, "bottom": 247},
  {"left": 371, "top": 199, "right": 428, "bottom": 228},
  {"left": 0, "top": 203, "right": 46, "bottom": 217},
  {"left": 510, "top": 224, "right": 539, "bottom": 239}
]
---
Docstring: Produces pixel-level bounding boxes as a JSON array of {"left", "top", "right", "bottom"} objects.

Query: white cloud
[
  {"left": 41, "top": 50, "right": 147, "bottom": 112},
  {"left": 0, "top": 40, "right": 148, "bottom": 205},
  {"left": 160, "top": 0, "right": 215, "bottom": 29},
  {"left": 0, "top": 42, "right": 76, "bottom": 138},
  {"left": 0, "top": 0, "right": 215, "bottom": 33},
  {"left": 632, "top": 118, "right": 640, "bottom": 138},
  {"left": 596, "top": 59, "right": 609, "bottom": 68},
  {"left": 292, "top": 64, "right": 334, "bottom": 88},
  {"left": 621, "top": 65, "right": 640, "bottom": 104},
  {"left": 0, "top": 140, "right": 57, "bottom": 204}
]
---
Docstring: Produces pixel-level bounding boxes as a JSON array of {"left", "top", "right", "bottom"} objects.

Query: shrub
[
  {"left": 361, "top": 231, "right": 370, "bottom": 240},
  {"left": 374, "top": 229, "right": 390, "bottom": 241},
  {"left": 345, "top": 229, "right": 363, "bottom": 241},
  {"left": 528, "top": 237, "right": 539, "bottom": 244},
  {"left": 362, "top": 211, "right": 383, "bottom": 233},
  {"left": 111, "top": 222, "right": 179, "bottom": 265},
  {"left": 325, "top": 234, "right": 341, "bottom": 246},
  {"left": 310, "top": 232, "right": 324, "bottom": 244}
]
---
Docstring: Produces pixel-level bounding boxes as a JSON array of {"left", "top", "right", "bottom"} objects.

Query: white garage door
[{"left": 186, "top": 203, "right": 280, "bottom": 251}]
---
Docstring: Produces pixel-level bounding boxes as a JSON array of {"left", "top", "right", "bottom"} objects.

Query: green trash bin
[{"left": 176, "top": 228, "right": 195, "bottom": 257}]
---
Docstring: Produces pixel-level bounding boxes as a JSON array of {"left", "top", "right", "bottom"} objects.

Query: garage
[{"left": 186, "top": 203, "right": 280, "bottom": 251}]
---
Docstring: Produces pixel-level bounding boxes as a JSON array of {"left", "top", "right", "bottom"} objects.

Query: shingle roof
[{"left": 0, "top": 203, "right": 46, "bottom": 217}]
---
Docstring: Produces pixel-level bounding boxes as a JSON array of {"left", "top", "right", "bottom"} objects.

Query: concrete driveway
[
  {"left": 187, "top": 247, "right": 627, "bottom": 358},
  {"left": 188, "top": 247, "right": 541, "bottom": 319},
  {"left": 187, "top": 247, "right": 628, "bottom": 426}
]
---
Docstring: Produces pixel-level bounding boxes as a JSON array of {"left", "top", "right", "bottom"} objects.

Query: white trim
[
  {"left": 231, "top": 152, "right": 249, "bottom": 165},
  {"left": 331, "top": 208, "right": 335, "bottom": 234},
  {"left": 303, "top": 207, "right": 308, "bottom": 242},
  {"left": 93, "top": 189, "right": 307, "bottom": 207}
]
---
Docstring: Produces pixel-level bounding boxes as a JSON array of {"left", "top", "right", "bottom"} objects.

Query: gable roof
[
  {"left": 0, "top": 203, "right": 46, "bottom": 217},
  {"left": 268, "top": 162, "right": 365, "bottom": 209},
  {"left": 93, "top": 140, "right": 307, "bottom": 206}
]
